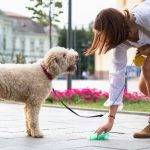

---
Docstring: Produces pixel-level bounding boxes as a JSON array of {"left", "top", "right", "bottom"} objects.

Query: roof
[
  {"left": 4, "top": 11, "right": 28, "bottom": 18},
  {"left": 4, "top": 11, "right": 46, "bottom": 34}
]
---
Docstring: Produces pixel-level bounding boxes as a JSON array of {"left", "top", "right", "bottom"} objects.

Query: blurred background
[{"left": 0, "top": 0, "right": 143, "bottom": 91}]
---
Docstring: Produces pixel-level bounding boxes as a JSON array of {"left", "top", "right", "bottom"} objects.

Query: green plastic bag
[{"left": 88, "top": 132, "right": 109, "bottom": 140}]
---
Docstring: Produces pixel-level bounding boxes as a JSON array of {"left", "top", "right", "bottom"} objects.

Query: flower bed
[
  {"left": 123, "top": 90, "right": 147, "bottom": 102},
  {"left": 47, "top": 88, "right": 148, "bottom": 103}
]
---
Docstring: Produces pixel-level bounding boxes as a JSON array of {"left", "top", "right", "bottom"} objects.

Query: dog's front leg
[
  {"left": 25, "top": 102, "right": 43, "bottom": 138},
  {"left": 24, "top": 104, "right": 31, "bottom": 136}
]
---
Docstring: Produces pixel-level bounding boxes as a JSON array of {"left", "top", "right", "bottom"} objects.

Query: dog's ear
[
  {"left": 50, "top": 58, "right": 61, "bottom": 76},
  {"left": 43, "top": 54, "right": 56, "bottom": 68},
  {"left": 43, "top": 51, "right": 62, "bottom": 76}
]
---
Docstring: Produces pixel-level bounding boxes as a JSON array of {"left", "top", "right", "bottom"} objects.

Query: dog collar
[{"left": 41, "top": 64, "right": 53, "bottom": 80}]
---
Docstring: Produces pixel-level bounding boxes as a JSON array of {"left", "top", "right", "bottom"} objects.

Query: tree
[
  {"left": 58, "top": 27, "right": 67, "bottom": 47},
  {"left": 58, "top": 24, "right": 95, "bottom": 79},
  {"left": 27, "top": 0, "right": 63, "bottom": 48},
  {"left": 27, "top": 0, "right": 63, "bottom": 25}
]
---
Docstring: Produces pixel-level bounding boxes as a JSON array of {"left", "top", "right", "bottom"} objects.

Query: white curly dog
[{"left": 0, "top": 47, "right": 78, "bottom": 138}]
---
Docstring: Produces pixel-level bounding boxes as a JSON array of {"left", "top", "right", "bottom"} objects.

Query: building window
[
  {"left": 3, "top": 27, "right": 6, "bottom": 50},
  {"left": 21, "top": 38, "right": 25, "bottom": 52},
  {"left": 0, "top": 34, "right": 2, "bottom": 49},
  {"left": 30, "top": 39, "right": 35, "bottom": 52},
  {"left": 39, "top": 40, "right": 44, "bottom": 52},
  {"left": 13, "top": 37, "right": 16, "bottom": 51}
]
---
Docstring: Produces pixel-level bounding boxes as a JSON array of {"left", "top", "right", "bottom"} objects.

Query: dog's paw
[
  {"left": 26, "top": 130, "right": 31, "bottom": 136},
  {"left": 31, "top": 131, "right": 44, "bottom": 138}
]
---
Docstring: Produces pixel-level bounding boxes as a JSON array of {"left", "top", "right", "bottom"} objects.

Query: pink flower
[
  {"left": 49, "top": 88, "right": 147, "bottom": 103},
  {"left": 123, "top": 91, "right": 146, "bottom": 102}
]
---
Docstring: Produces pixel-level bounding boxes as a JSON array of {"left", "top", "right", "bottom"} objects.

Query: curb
[
  {"left": 44, "top": 104, "right": 149, "bottom": 116},
  {"left": 0, "top": 101, "right": 149, "bottom": 116}
]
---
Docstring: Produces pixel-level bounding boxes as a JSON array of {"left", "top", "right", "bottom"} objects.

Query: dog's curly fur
[{"left": 0, "top": 47, "right": 78, "bottom": 138}]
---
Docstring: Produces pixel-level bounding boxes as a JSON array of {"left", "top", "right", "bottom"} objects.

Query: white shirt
[{"left": 104, "top": 0, "right": 150, "bottom": 108}]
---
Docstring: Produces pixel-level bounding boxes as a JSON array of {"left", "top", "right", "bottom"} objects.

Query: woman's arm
[
  {"left": 104, "top": 43, "right": 128, "bottom": 107},
  {"left": 138, "top": 44, "right": 150, "bottom": 56},
  {"left": 95, "top": 43, "right": 129, "bottom": 134}
]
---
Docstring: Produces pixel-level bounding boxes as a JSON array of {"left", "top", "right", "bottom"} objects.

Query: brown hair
[{"left": 84, "top": 8, "right": 130, "bottom": 55}]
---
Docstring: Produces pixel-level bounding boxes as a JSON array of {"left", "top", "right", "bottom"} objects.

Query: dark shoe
[{"left": 133, "top": 124, "right": 150, "bottom": 138}]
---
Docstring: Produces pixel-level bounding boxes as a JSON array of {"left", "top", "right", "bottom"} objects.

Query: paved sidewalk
[{"left": 0, "top": 103, "right": 149, "bottom": 150}]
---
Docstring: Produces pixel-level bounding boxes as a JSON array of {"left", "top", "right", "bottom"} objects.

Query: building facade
[
  {"left": 0, "top": 10, "right": 13, "bottom": 62},
  {"left": 94, "top": 0, "right": 142, "bottom": 79},
  {"left": 0, "top": 11, "right": 59, "bottom": 63}
]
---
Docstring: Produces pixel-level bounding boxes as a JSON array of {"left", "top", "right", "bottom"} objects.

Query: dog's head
[{"left": 42, "top": 47, "right": 79, "bottom": 77}]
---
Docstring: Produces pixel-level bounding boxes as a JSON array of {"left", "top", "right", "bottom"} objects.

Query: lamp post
[
  {"left": 49, "top": 0, "right": 52, "bottom": 48},
  {"left": 67, "top": 0, "right": 72, "bottom": 89}
]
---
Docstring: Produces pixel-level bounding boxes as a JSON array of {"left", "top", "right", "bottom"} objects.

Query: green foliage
[
  {"left": 72, "top": 96, "right": 82, "bottom": 104},
  {"left": 27, "top": 0, "right": 63, "bottom": 26},
  {"left": 45, "top": 97, "right": 53, "bottom": 103},
  {"left": 58, "top": 23, "right": 95, "bottom": 78},
  {"left": 46, "top": 99, "right": 150, "bottom": 112},
  {"left": 58, "top": 27, "right": 67, "bottom": 47},
  {"left": 123, "top": 101, "right": 150, "bottom": 112}
]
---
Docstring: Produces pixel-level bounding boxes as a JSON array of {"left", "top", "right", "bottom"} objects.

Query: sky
[{"left": 0, "top": 0, "right": 117, "bottom": 28}]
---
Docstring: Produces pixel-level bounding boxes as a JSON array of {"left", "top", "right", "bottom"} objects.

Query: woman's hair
[{"left": 84, "top": 8, "right": 130, "bottom": 55}]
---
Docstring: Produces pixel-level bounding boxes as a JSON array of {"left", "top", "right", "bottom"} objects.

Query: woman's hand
[
  {"left": 138, "top": 44, "right": 150, "bottom": 56},
  {"left": 95, "top": 105, "right": 117, "bottom": 134},
  {"left": 95, "top": 117, "right": 114, "bottom": 134}
]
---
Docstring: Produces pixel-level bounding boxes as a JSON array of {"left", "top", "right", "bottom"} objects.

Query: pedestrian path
[{"left": 0, "top": 103, "right": 149, "bottom": 150}]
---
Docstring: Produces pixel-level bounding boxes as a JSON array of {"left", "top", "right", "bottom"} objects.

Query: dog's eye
[{"left": 63, "top": 54, "right": 66, "bottom": 58}]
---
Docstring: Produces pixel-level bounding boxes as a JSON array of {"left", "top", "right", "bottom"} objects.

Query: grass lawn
[{"left": 45, "top": 100, "right": 150, "bottom": 112}]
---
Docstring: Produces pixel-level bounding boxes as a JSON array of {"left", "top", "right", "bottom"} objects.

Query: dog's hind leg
[{"left": 25, "top": 102, "right": 43, "bottom": 138}]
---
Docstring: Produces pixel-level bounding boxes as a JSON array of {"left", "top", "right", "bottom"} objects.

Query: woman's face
[{"left": 127, "top": 15, "right": 139, "bottom": 42}]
